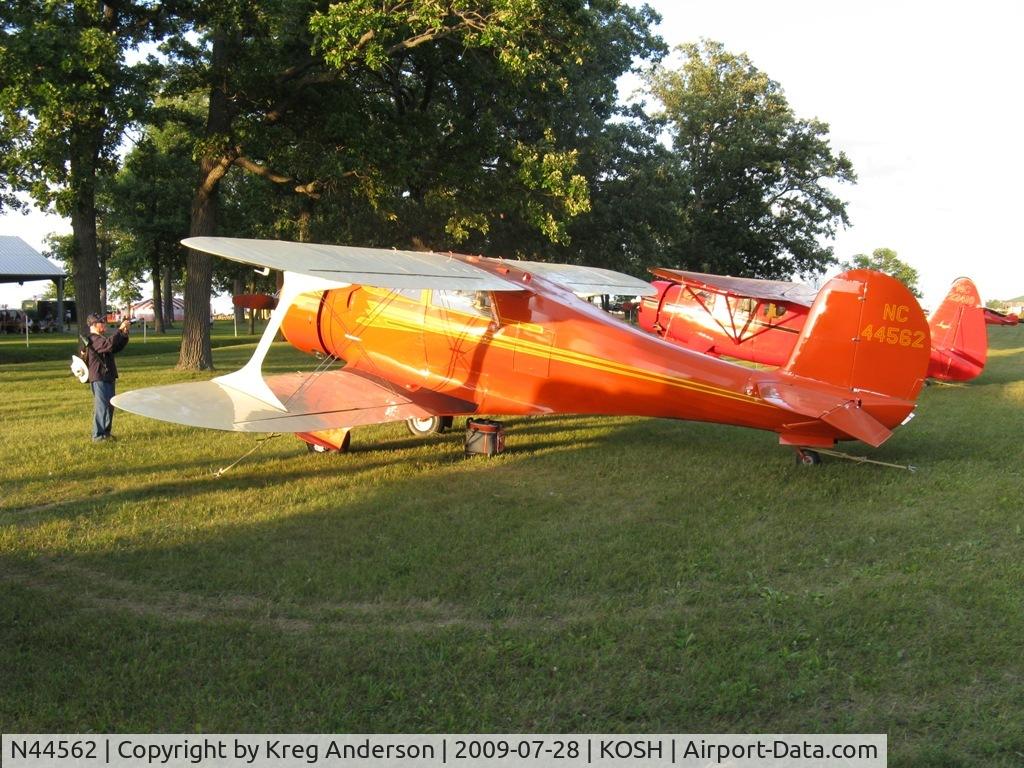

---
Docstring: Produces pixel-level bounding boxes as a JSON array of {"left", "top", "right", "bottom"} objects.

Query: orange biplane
[
  {"left": 112, "top": 238, "right": 931, "bottom": 464},
  {"left": 638, "top": 271, "right": 988, "bottom": 383}
]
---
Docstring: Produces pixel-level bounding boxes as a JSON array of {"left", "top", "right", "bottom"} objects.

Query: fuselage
[{"left": 278, "top": 256, "right": 915, "bottom": 447}]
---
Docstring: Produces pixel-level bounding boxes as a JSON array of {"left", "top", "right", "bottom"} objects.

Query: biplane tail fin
[
  {"left": 759, "top": 270, "right": 930, "bottom": 446},
  {"left": 926, "top": 277, "right": 987, "bottom": 381},
  {"left": 782, "top": 269, "right": 931, "bottom": 401}
]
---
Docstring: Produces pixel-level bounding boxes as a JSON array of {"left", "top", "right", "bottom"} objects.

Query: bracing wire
[
  {"left": 814, "top": 448, "right": 918, "bottom": 472},
  {"left": 213, "top": 286, "right": 408, "bottom": 478}
]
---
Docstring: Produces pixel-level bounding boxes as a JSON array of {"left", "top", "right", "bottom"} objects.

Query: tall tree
[
  {"left": 105, "top": 112, "right": 195, "bottom": 333},
  {"left": 0, "top": 1, "right": 165, "bottom": 329},
  {"left": 649, "top": 40, "right": 855, "bottom": 279},
  {"left": 166, "top": 1, "right": 659, "bottom": 370},
  {"left": 303, "top": 1, "right": 666, "bottom": 266},
  {"left": 554, "top": 110, "right": 684, "bottom": 276},
  {"left": 841, "top": 247, "right": 922, "bottom": 298}
]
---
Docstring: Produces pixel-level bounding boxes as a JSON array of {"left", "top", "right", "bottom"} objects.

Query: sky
[
  {"left": 2, "top": 0, "right": 1022, "bottom": 312},
  {"left": 631, "top": 0, "right": 1024, "bottom": 308}
]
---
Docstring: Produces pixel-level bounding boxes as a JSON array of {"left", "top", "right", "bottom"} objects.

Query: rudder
[
  {"left": 927, "top": 277, "right": 987, "bottom": 381},
  {"left": 783, "top": 269, "right": 930, "bottom": 401}
]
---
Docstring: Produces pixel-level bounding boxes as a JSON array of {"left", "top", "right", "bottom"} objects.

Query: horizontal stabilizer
[
  {"left": 112, "top": 370, "right": 477, "bottom": 433},
  {"left": 817, "top": 401, "right": 892, "bottom": 448},
  {"left": 233, "top": 293, "right": 277, "bottom": 310},
  {"left": 758, "top": 377, "right": 900, "bottom": 447}
]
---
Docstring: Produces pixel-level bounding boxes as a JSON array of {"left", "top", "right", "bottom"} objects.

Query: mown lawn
[{"left": 1, "top": 322, "right": 1022, "bottom": 766}]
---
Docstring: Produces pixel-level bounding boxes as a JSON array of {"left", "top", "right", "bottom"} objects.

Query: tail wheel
[
  {"left": 406, "top": 415, "right": 453, "bottom": 436},
  {"left": 305, "top": 430, "right": 352, "bottom": 454},
  {"left": 795, "top": 448, "right": 821, "bottom": 466}
]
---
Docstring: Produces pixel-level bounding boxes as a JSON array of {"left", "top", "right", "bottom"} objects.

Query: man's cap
[{"left": 85, "top": 313, "right": 104, "bottom": 325}]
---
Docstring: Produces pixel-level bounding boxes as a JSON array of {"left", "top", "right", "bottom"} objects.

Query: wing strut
[{"left": 214, "top": 272, "right": 346, "bottom": 411}]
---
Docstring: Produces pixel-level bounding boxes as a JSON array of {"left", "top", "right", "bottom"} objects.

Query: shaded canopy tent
[{"left": 0, "top": 235, "right": 67, "bottom": 330}]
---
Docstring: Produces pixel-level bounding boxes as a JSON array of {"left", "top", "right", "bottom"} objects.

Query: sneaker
[{"left": 92, "top": 435, "right": 108, "bottom": 443}]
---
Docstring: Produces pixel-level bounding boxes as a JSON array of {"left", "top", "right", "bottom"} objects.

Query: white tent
[
  {"left": 0, "top": 235, "right": 68, "bottom": 329},
  {"left": 130, "top": 296, "right": 185, "bottom": 322}
]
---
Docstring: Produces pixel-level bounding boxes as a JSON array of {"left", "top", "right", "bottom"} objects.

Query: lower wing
[{"left": 111, "top": 369, "right": 477, "bottom": 433}]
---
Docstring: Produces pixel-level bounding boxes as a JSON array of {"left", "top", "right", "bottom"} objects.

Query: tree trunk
[
  {"left": 151, "top": 254, "right": 165, "bottom": 333},
  {"left": 69, "top": 202, "right": 101, "bottom": 333},
  {"left": 232, "top": 276, "right": 245, "bottom": 326},
  {"left": 162, "top": 264, "right": 175, "bottom": 327},
  {"left": 297, "top": 201, "right": 312, "bottom": 243},
  {"left": 65, "top": 15, "right": 105, "bottom": 333},
  {"left": 177, "top": 32, "right": 234, "bottom": 370},
  {"left": 178, "top": 199, "right": 217, "bottom": 369},
  {"left": 98, "top": 235, "right": 109, "bottom": 314}
]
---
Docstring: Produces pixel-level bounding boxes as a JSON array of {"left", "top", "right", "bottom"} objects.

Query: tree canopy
[
  {"left": 648, "top": 40, "right": 855, "bottom": 279},
  {"left": 0, "top": 0, "right": 166, "bottom": 325},
  {"left": 165, "top": 0, "right": 665, "bottom": 368},
  {"left": 4, "top": 9, "right": 861, "bottom": 369},
  {"left": 841, "top": 247, "right": 922, "bottom": 298}
]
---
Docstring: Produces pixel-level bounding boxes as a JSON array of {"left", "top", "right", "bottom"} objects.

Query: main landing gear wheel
[
  {"left": 795, "top": 448, "right": 822, "bottom": 466},
  {"left": 406, "top": 415, "right": 453, "bottom": 436},
  {"left": 305, "top": 431, "right": 352, "bottom": 453}
]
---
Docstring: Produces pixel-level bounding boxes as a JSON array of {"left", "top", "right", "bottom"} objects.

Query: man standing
[{"left": 83, "top": 313, "right": 131, "bottom": 442}]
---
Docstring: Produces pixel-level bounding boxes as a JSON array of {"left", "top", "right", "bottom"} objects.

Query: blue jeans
[{"left": 91, "top": 380, "right": 115, "bottom": 439}]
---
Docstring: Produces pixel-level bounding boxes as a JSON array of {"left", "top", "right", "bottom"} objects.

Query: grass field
[{"left": 1, "top": 322, "right": 1022, "bottom": 765}]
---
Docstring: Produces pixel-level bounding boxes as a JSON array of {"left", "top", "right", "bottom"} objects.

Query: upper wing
[
  {"left": 111, "top": 369, "right": 478, "bottom": 433},
  {"left": 514, "top": 260, "right": 657, "bottom": 297},
  {"left": 650, "top": 268, "right": 818, "bottom": 308},
  {"left": 186, "top": 236, "right": 654, "bottom": 297},
  {"left": 183, "top": 237, "right": 521, "bottom": 291}
]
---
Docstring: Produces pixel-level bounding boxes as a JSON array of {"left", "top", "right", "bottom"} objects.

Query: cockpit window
[{"left": 679, "top": 289, "right": 713, "bottom": 308}]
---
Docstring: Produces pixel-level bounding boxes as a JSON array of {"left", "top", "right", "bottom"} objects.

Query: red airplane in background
[
  {"left": 112, "top": 238, "right": 931, "bottom": 465},
  {"left": 638, "top": 271, "right": 988, "bottom": 383},
  {"left": 983, "top": 307, "right": 1019, "bottom": 326}
]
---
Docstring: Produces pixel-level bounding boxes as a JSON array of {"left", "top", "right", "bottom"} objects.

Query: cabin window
[{"left": 431, "top": 289, "right": 495, "bottom": 320}]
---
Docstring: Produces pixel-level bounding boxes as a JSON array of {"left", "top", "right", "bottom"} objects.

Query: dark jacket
[{"left": 86, "top": 330, "right": 129, "bottom": 383}]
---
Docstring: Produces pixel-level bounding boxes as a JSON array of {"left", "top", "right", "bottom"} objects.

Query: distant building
[{"left": 129, "top": 297, "right": 185, "bottom": 322}]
